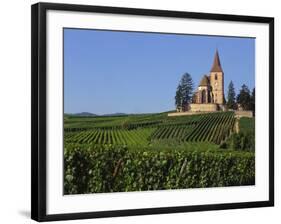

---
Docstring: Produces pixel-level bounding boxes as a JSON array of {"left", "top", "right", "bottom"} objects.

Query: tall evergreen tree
[
  {"left": 175, "top": 73, "right": 194, "bottom": 109},
  {"left": 250, "top": 87, "right": 255, "bottom": 115},
  {"left": 226, "top": 81, "right": 236, "bottom": 110},
  {"left": 180, "top": 73, "right": 194, "bottom": 105},
  {"left": 175, "top": 84, "right": 183, "bottom": 109},
  {"left": 237, "top": 84, "right": 251, "bottom": 110}
]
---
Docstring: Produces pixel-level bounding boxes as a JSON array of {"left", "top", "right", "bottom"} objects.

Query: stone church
[{"left": 189, "top": 50, "right": 225, "bottom": 112}]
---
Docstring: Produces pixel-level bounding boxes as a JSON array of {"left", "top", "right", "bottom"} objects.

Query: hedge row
[{"left": 64, "top": 145, "right": 255, "bottom": 194}]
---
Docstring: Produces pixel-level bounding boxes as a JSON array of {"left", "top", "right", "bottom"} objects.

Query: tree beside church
[
  {"left": 175, "top": 73, "right": 194, "bottom": 112},
  {"left": 226, "top": 81, "right": 237, "bottom": 110}
]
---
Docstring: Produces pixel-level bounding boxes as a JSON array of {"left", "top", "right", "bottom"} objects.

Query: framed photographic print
[{"left": 31, "top": 2, "right": 274, "bottom": 222}]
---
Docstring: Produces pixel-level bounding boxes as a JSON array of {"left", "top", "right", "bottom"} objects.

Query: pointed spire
[{"left": 210, "top": 49, "right": 223, "bottom": 72}]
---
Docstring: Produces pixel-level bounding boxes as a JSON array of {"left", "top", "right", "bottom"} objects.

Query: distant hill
[
  {"left": 64, "top": 112, "right": 128, "bottom": 117},
  {"left": 65, "top": 112, "right": 172, "bottom": 117},
  {"left": 102, "top": 113, "right": 127, "bottom": 117},
  {"left": 70, "top": 112, "right": 98, "bottom": 117}
]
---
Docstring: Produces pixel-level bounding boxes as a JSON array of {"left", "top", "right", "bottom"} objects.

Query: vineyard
[
  {"left": 64, "top": 112, "right": 236, "bottom": 146},
  {"left": 64, "top": 111, "right": 255, "bottom": 194}
]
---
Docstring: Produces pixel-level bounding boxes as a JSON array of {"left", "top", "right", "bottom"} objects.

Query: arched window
[
  {"left": 207, "top": 91, "right": 211, "bottom": 103},
  {"left": 201, "top": 90, "right": 206, "bottom": 103},
  {"left": 215, "top": 74, "right": 218, "bottom": 80}
]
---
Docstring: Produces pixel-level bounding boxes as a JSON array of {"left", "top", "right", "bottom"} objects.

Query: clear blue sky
[{"left": 64, "top": 28, "right": 255, "bottom": 114}]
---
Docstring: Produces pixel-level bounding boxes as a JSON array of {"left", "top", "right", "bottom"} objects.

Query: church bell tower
[{"left": 209, "top": 50, "right": 224, "bottom": 105}]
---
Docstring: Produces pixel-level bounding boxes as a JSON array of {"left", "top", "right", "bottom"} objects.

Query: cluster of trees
[{"left": 227, "top": 81, "right": 255, "bottom": 114}]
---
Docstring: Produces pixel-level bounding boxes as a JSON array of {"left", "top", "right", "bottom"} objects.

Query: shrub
[{"left": 226, "top": 132, "right": 255, "bottom": 151}]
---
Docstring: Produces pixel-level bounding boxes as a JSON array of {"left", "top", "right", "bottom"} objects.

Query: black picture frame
[{"left": 31, "top": 2, "right": 274, "bottom": 222}]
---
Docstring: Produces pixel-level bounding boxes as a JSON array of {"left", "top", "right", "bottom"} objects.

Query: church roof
[
  {"left": 199, "top": 75, "right": 209, "bottom": 86},
  {"left": 210, "top": 50, "right": 223, "bottom": 72}
]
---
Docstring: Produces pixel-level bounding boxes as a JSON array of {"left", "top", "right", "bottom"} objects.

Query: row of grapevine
[
  {"left": 194, "top": 113, "right": 224, "bottom": 141},
  {"left": 121, "top": 120, "right": 163, "bottom": 130},
  {"left": 185, "top": 112, "right": 235, "bottom": 144},
  {"left": 64, "top": 120, "right": 164, "bottom": 132},
  {"left": 64, "top": 128, "right": 155, "bottom": 146},
  {"left": 183, "top": 113, "right": 215, "bottom": 141},
  {"left": 149, "top": 125, "right": 192, "bottom": 142},
  {"left": 149, "top": 113, "right": 212, "bottom": 142},
  {"left": 211, "top": 113, "right": 235, "bottom": 144}
]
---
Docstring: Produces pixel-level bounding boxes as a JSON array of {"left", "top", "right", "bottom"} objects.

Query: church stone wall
[
  {"left": 210, "top": 72, "right": 224, "bottom": 105},
  {"left": 189, "top": 103, "right": 218, "bottom": 112}
]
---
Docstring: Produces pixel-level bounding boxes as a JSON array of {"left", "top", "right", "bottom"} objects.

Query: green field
[
  {"left": 64, "top": 112, "right": 255, "bottom": 194},
  {"left": 239, "top": 117, "right": 255, "bottom": 134}
]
